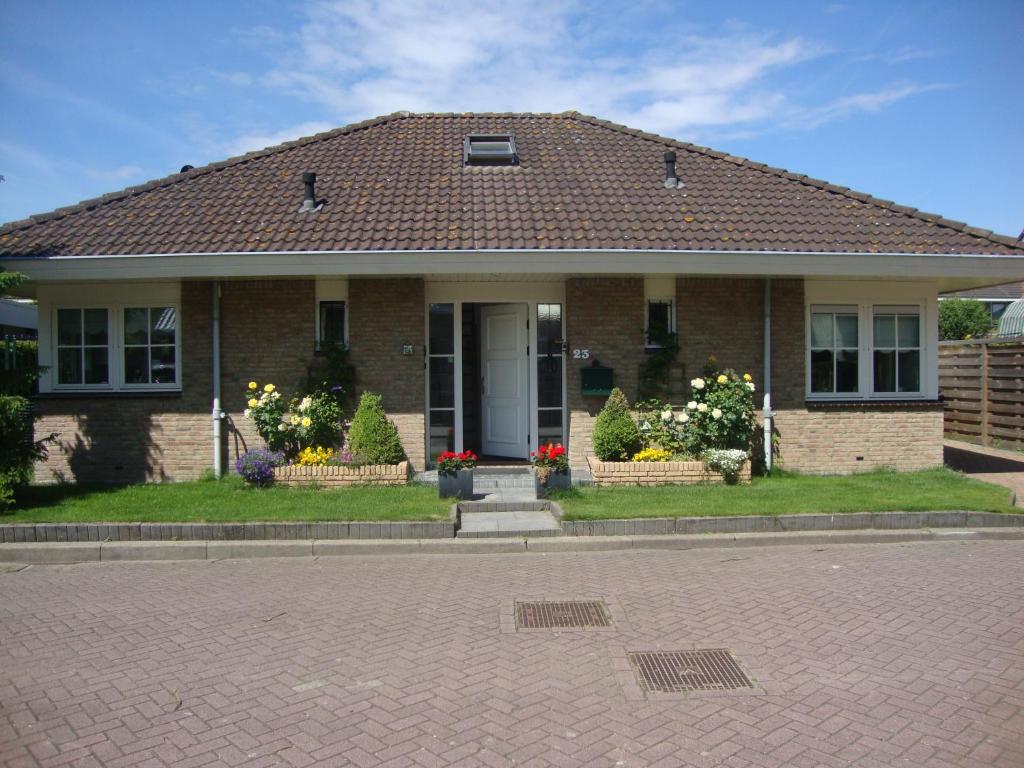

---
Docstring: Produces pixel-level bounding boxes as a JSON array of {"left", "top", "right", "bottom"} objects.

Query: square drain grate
[
  {"left": 628, "top": 649, "right": 753, "bottom": 693},
  {"left": 514, "top": 600, "right": 612, "bottom": 629}
]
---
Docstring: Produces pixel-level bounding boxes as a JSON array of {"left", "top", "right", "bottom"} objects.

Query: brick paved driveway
[{"left": 2, "top": 542, "right": 1023, "bottom": 768}]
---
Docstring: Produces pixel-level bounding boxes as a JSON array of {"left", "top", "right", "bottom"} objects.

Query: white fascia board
[{"left": 3, "top": 248, "right": 1024, "bottom": 286}]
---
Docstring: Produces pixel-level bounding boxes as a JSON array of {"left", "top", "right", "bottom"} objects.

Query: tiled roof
[
  {"left": 945, "top": 281, "right": 1024, "bottom": 300},
  {"left": 1, "top": 111, "right": 1021, "bottom": 257}
]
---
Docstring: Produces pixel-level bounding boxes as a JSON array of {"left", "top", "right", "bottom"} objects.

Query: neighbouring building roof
[
  {"left": 944, "top": 281, "right": 1024, "bottom": 301},
  {"left": 2, "top": 111, "right": 1022, "bottom": 258}
]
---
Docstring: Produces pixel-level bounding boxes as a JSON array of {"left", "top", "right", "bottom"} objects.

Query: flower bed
[
  {"left": 274, "top": 461, "right": 410, "bottom": 487},
  {"left": 587, "top": 456, "right": 749, "bottom": 486}
]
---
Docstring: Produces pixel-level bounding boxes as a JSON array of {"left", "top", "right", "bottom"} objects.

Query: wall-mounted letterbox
[{"left": 581, "top": 360, "right": 613, "bottom": 396}]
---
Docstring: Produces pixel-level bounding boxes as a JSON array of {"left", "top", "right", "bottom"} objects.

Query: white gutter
[
  {"left": 763, "top": 278, "right": 773, "bottom": 473},
  {"left": 212, "top": 281, "right": 224, "bottom": 479},
  {"left": 2, "top": 248, "right": 1024, "bottom": 287}
]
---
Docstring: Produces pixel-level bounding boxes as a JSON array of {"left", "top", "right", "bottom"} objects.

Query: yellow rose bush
[{"left": 242, "top": 380, "right": 342, "bottom": 457}]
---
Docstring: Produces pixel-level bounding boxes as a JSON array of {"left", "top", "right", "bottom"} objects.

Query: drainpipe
[
  {"left": 763, "top": 278, "right": 773, "bottom": 473},
  {"left": 212, "top": 281, "right": 224, "bottom": 478}
]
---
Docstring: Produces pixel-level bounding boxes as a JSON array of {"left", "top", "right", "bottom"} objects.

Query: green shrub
[
  {"left": 592, "top": 388, "right": 643, "bottom": 460},
  {"left": 0, "top": 395, "right": 46, "bottom": 510},
  {"left": 347, "top": 392, "right": 406, "bottom": 465},
  {"left": 939, "top": 298, "right": 995, "bottom": 340}
]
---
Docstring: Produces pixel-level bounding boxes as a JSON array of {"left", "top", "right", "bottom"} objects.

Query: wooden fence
[{"left": 939, "top": 337, "right": 1024, "bottom": 447}]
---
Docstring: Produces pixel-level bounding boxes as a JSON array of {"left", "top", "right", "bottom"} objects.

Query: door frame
[{"left": 423, "top": 281, "right": 566, "bottom": 463}]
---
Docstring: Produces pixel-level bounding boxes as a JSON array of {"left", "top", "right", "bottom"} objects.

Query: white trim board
[{"left": 4, "top": 248, "right": 1024, "bottom": 291}]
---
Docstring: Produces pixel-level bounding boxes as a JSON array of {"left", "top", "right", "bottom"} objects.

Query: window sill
[
  {"left": 36, "top": 390, "right": 183, "bottom": 400},
  {"left": 805, "top": 398, "right": 942, "bottom": 409}
]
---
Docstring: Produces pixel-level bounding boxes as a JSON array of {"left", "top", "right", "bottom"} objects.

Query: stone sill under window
[
  {"left": 35, "top": 390, "right": 183, "bottom": 400},
  {"left": 805, "top": 398, "right": 942, "bottom": 409}
]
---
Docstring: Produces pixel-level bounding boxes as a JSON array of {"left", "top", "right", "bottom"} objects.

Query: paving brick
[{"left": 1, "top": 541, "right": 1022, "bottom": 767}]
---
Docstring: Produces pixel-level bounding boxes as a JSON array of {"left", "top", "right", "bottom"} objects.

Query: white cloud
[
  {"left": 225, "top": 121, "right": 336, "bottom": 156},
  {"left": 85, "top": 164, "right": 144, "bottom": 182},
  {"left": 231, "top": 0, "right": 940, "bottom": 143}
]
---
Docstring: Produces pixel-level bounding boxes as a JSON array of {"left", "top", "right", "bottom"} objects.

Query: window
[
  {"left": 873, "top": 309, "right": 921, "bottom": 393},
  {"left": 428, "top": 303, "right": 456, "bottom": 460},
  {"left": 57, "top": 308, "right": 109, "bottom": 386},
  {"left": 645, "top": 299, "right": 675, "bottom": 347},
  {"left": 124, "top": 307, "right": 177, "bottom": 385},
  {"left": 810, "top": 307, "right": 859, "bottom": 394},
  {"left": 463, "top": 133, "right": 517, "bottom": 166},
  {"left": 50, "top": 300, "right": 180, "bottom": 392},
  {"left": 318, "top": 300, "right": 346, "bottom": 348},
  {"left": 537, "top": 303, "right": 564, "bottom": 445}
]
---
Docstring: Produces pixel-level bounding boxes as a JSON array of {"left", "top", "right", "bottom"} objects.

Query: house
[
  {"left": 941, "top": 281, "right": 1024, "bottom": 324},
  {"left": 0, "top": 297, "right": 38, "bottom": 339},
  {"left": 2, "top": 111, "right": 1023, "bottom": 483}
]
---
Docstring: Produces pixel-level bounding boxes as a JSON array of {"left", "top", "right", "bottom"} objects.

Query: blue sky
[{"left": 1, "top": 0, "right": 1021, "bottom": 238}]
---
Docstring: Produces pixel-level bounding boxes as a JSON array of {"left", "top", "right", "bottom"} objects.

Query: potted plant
[
  {"left": 532, "top": 442, "right": 570, "bottom": 497},
  {"left": 437, "top": 449, "right": 478, "bottom": 498}
]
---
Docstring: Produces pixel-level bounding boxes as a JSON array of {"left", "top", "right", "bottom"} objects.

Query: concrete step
[{"left": 457, "top": 509, "right": 563, "bottom": 538}]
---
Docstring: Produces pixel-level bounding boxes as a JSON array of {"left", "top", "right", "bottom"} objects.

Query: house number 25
[{"left": 572, "top": 348, "right": 591, "bottom": 359}]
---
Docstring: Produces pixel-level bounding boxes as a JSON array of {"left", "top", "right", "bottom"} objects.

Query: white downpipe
[
  {"left": 212, "top": 281, "right": 223, "bottom": 478},
  {"left": 763, "top": 278, "right": 773, "bottom": 472}
]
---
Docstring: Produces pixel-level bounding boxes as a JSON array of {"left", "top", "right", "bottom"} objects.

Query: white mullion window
[
  {"left": 55, "top": 308, "right": 111, "bottom": 388},
  {"left": 427, "top": 303, "right": 456, "bottom": 462},
  {"left": 872, "top": 307, "right": 921, "bottom": 395},
  {"left": 123, "top": 306, "right": 179, "bottom": 387},
  {"left": 809, "top": 305, "right": 859, "bottom": 395}
]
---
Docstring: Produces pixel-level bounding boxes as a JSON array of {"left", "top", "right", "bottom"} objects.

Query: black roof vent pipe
[
  {"left": 300, "top": 171, "right": 321, "bottom": 212},
  {"left": 664, "top": 151, "right": 683, "bottom": 189},
  {"left": 180, "top": 164, "right": 194, "bottom": 173}
]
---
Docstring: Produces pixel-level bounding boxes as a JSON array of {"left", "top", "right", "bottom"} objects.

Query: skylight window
[{"left": 463, "top": 133, "right": 518, "bottom": 166}]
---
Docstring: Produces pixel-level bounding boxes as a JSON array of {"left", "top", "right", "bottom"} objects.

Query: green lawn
[
  {"left": 4, "top": 476, "right": 451, "bottom": 524},
  {"left": 551, "top": 468, "right": 1018, "bottom": 520}
]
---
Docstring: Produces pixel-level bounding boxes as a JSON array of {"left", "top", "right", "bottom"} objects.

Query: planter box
[
  {"left": 535, "top": 468, "right": 571, "bottom": 498},
  {"left": 274, "top": 461, "right": 409, "bottom": 487},
  {"left": 586, "top": 456, "right": 750, "bottom": 486},
  {"left": 438, "top": 469, "right": 474, "bottom": 499}
]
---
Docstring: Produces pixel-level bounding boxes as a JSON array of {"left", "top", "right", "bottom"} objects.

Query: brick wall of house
[
  {"left": 676, "top": 277, "right": 764, "bottom": 384},
  {"left": 348, "top": 278, "right": 426, "bottom": 471},
  {"left": 773, "top": 405, "right": 944, "bottom": 473},
  {"left": 565, "top": 278, "right": 645, "bottom": 466},
  {"left": 34, "top": 281, "right": 214, "bottom": 483}
]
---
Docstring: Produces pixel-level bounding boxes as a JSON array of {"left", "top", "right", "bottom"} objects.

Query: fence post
[{"left": 980, "top": 341, "right": 990, "bottom": 447}]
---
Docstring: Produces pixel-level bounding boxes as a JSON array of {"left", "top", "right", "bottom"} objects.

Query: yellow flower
[
  {"left": 290, "top": 415, "right": 300, "bottom": 426},
  {"left": 248, "top": 381, "right": 257, "bottom": 390},
  {"left": 247, "top": 398, "right": 258, "bottom": 408},
  {"left": 264, "top": 383, "right": 275, "bottom": 393},
  {"left": 301, "top": 417, "right": 312, "bottom": 428},
  {"left": 717, "top": 374, "right": 727, "bottom": 384},
  {"left": 743, "top": 373, "right": 752, "bottom": 382}
]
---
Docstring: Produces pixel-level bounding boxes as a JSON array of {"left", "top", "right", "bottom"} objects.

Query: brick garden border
[
  {"left": 587, "top": 456, "right": 751, "bottom": 486},
  {"left": 274, "top": 461, "right": 409, "bottom": 486}
]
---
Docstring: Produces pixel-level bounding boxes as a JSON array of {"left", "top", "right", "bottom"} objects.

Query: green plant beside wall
[
  {"left": 0, "top": 395, "right": 50, "bottom": 511},
  {"left": 592, "top": 388, "right": 643, "bottom": 460},
  {"left": 347, "top": 392, "right": 406, "bottom": 465},
  {"left": 302, "top": 343, "right": 356, "bottom": 409}
]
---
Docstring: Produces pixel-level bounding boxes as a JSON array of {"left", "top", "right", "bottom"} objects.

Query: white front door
[{"left": 480, "top": 304, "right": 529, "bottom": 458}]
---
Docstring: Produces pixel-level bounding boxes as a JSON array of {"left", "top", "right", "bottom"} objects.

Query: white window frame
[
  {"left": 38, "top": 282, "right": 182, "bottom": 394},
  {"left": 871, "top": 306, "right": 922, "bottom": 395},
  {"left": 808, "top": 305, "right": 860, "bottom": 397},
  {"left": 53, "top": 306, "right": 113, "bottom": 390},
  {"left": 805, "top": 281, "right": 936, "bottom": 402}
]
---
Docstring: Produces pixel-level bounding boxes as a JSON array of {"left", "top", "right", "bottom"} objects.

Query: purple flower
[
  {"left": 235, "top": 449, "right": 285, "bottom": 487},
  {"left": 330, "top": 384, "right": 344, "bottom": 393}
]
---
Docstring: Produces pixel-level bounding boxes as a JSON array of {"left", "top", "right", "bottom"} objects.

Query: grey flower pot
[
  {"left": 438, "top": 469, "right": 474, "bottom": 499},
  {"left": 534, "top": 468, "right": 571, "bottom": 498}
]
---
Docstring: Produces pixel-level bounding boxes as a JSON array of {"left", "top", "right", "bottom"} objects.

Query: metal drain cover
[
  {"left": 514, "top": 600, "right": 612, "bottom": 629},
  {"left": 628, "top": 649, "right": 753, "bottom": 693}
]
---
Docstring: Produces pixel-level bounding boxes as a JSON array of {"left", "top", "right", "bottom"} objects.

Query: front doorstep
[
  {"left": 587, "top": 456, "right": 750, "bottom": 486},
  {"left": 274, "top": 461, "right": 409, "bottom": 487}
]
